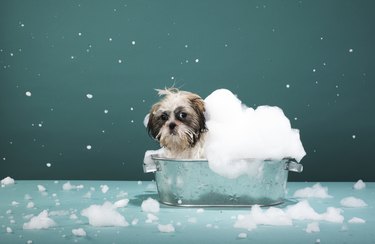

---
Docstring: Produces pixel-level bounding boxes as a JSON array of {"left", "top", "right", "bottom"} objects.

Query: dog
[{"left": 147, "top": 88, "right": 207, "bottom": 159}]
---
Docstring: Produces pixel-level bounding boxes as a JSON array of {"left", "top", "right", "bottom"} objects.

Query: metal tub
[{"left": 144, "top": 155, "right": 303, "bottom": 207}]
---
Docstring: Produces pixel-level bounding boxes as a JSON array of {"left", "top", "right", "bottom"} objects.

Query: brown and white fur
[{"left": 147, "top": 88, "right": 207, "bottom": 159}]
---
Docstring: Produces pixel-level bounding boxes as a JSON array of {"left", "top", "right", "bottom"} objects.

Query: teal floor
[{"left": 0, "top": 181, "right": 374, "bottom": 244}]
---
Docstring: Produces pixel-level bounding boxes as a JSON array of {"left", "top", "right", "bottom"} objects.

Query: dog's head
[{"left": 147, "top": 88, "right": 207, "bottom": 151}]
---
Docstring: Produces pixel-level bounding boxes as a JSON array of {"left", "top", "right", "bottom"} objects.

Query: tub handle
[
  {"left": 143, "top": 161, "right": 158, "bottom": 173},
  {"left": 285, "top": 159, "right": 303, "bottom": 173}
]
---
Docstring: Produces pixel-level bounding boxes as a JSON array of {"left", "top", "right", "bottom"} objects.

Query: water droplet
[
  {"left": 25, "top": 91, "right": 32, "bottom": 97},
  {"left": 86, "top": 145, "right": 92, "bottom": 150}
]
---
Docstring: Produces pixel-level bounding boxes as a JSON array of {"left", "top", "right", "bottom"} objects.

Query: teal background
[{"left": 0, "top": 0, "right": 374, "bottom": 181}]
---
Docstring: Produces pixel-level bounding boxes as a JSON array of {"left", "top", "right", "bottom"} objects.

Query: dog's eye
[
  {"left": 160, "top": 113, "right": 169, "bottom": 121},
  {"left": 178, "top": 112, "right": 187, "bottom": 120}
]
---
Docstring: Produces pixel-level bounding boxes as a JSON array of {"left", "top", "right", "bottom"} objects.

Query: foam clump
[
  {"left": 234, "top": 205, "right": 292, "bottom": 231},
  {"left": 306, "top": 222, "right": 320, "bottom": 233},
  {"left": 63, "top": 181, "right": 84, "bottom": 191},
  {"left": 293, "top": 183, "right": 332, "bottom": 199},
  {"left": 234, "top": 200, "right": 344, "bottom": 230},
  {"left": 204, "top": 89, "right": 305, "bottom": 179},
  {"left": 81, "top": 202, "right": 129, "bottom": 227},
  {"left": 353, "top": 180, "right": 366, "bottom": 190},
  {"left": 1, "top": 176, "right": 15, "bottom": 186},
  {"left": 114, "top": 199, "right": 129, "bottom": 208},
  {"left": 286, "top": 200, "right": 344, "bottom": 223},
  {"left": 141, "top": 197, "right": 160, "bottom": 213},
  {"left": 158, "top": 223, "right": 175, "bottom": 233},
  {"left": 100, "top": 185, "right": 109, "bottom": 193},
  {"left": 37, "top": 185, "right": 46, "bottom": 192},
  {"left": 146, "top": 213, "right": 159, "bottom": 223},
  {"left": 72, "top": 228, "right": 87, "bottom": 237},
  {"left": 340, "top": 197, "right": 367, "bottom": 208},
  {"left": 348, "top": 217, "right": 366, "bottom": 224},
  {"left": 23, "top": 210, "right": 57, "bottom": 229}
]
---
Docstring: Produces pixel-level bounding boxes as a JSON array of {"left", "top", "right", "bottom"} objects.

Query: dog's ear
[
  {"left": 147, "top": 103, "right": 162, "bottom": 140},
  {"left": 187, "top": 94, "right": 207, "bottom": 133}
]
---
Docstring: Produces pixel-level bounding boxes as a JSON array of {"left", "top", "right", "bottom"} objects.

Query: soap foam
[
  {"left": 353, "top": 180, "right": 366, "bottom": 190},
  {"left": 81, "top": 202, "right": 129, "bottom": 227},
  {"left": 23, "top": 210, "right": 56, "bottom": 230},
  {"left": 158, "top": 223, "right": 175, "bottom": 233},
  {"left": 204, "top": 89, "right": 305, "bottom": 179},
  {"left": 293, "top": 183, "right": 332, "bottom": 199},
  {"left": 72, "top": 228, "right": 87, "bottom": 237},
  {"left": 234, "top": 200, "right": 344, "bottom": 231},
  {"left": 348, "top": 217, "right": 366, "bottom": 224},
  {"left": 141, "top": 197, "right": 160, "bottom": 213},
  {"left": 63, "top": 181, "right": 84, "bottom": 191},
  {"left": 340, "top": 197, "right": 367, "bottom": 208},
  {"left": 1, "top": 176, "right": 15, "bottom": 186},
  {"left": 114, "top": 199, "right": 129, "bottom": 208},
  {"left": 305, "top": 222, "right": 320, "bottom": 233}
]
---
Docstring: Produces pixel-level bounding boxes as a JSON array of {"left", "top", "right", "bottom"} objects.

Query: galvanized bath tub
[{"left": 144, "top": 155, "right": 303, "bottom": 207}]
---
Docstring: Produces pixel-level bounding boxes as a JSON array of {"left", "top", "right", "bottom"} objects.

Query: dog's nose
[{"left": 169, "top": 122, "right": 177, "bottom": 130}]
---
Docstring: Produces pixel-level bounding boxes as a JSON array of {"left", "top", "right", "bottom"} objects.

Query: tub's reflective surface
[{"left": 144, "top": 155, "right": 302, "bottom": 207}]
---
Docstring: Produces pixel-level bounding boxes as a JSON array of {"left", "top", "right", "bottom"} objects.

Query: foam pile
[
  {"left": 293, "top": 183, "right": 332, "bottom": 199},
  {"left": 81, "top": 202, "right": 129, "bottom": 227},
  {"left": 114, "top": 199, "right": 129, "bottom": 208},
  {"left": 305, "top": 222, "right": 320, "bottom": 233},
  {"left": 158, "top": 224, "right": 175, "bottom": 233},
  {"left": 353, "top": 180, "right": 366, "bottom": 190},
  {"left": 204, "top": 89, "right": 305, "bottom": 179},
  {"left": 340, "top": 197, "right": 367, "bottom": 208},
  {"left": 23, "top": 210, "right": 57, "bottom": 230},
  {"left": 234, "top": 200, "right": 344, "bottom": 231},
  {"left": 348, "top": 217, "right": 366, "bottom": 224},
  {"left": 63, "top": 181, "right": 84, "bottom": 191},
  {"left": 141, "top": 197, "right": 160, "bottom": 213},
  {"left": 72, "top": 228, "right": 87, "bottom": 237},
  {"left": 1, "top": 176, "right": 15, "bottom": 186}
]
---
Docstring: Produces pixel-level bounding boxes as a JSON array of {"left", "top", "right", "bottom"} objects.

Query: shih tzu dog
[{"left": 147, "top": 88, "right": 207, "bottom": 159}]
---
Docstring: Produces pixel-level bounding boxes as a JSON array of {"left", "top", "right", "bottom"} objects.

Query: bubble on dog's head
[{"left": 147, "top": 88, "right": 207, "bottom": 155}]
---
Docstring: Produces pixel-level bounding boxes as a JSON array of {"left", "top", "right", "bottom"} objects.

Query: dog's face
[{"left": 147, "top": 88, "right": 207, "bottom": 152}]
